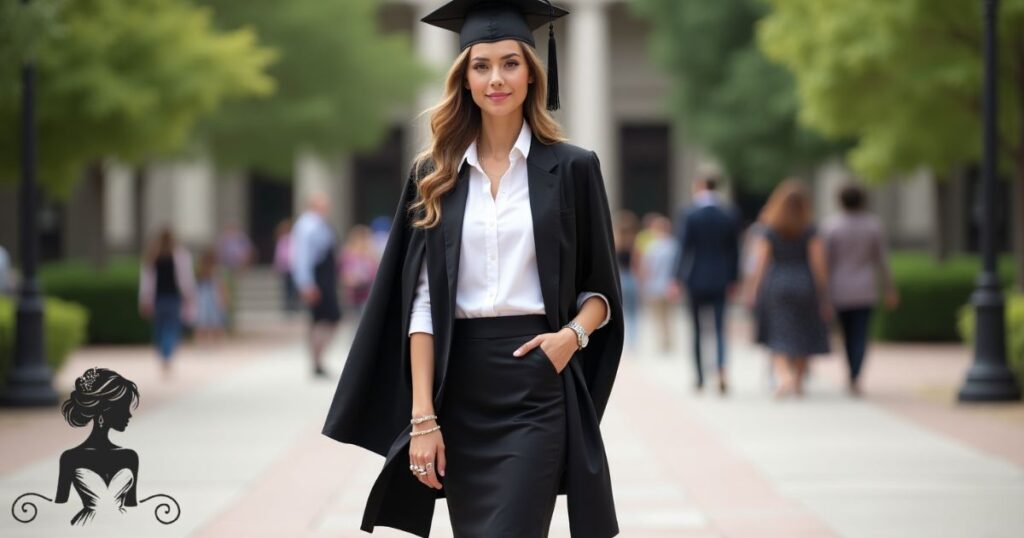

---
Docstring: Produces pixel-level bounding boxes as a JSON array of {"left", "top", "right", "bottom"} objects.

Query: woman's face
[
  {"left": 465, "top": 40, "right": 533, "bottom": 119},
  {"left": 102, "top": 399, "right": 133, "bottom": 432}
]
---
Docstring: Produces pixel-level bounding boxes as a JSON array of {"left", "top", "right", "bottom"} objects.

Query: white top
[
  {"left": 693, "top": 190, "right": 719, "bottom": 208},
  {"left": 290, "top": 210, "right": 335, "bottom": 291},
  {"left": 409, "top": 122, "right": 610, "bottom": 336}
]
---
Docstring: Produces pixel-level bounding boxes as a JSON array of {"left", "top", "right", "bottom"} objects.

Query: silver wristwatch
[{"left": 563, "top": 320, "right": 589, "bottom": 350}]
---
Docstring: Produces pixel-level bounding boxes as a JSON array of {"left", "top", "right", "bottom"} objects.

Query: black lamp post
[
  {"left": 958, "top": 0, "right": 1021, "bottom": 402},
  {"left": 0, "top": 0, "right": 58, "bottom": 407}
]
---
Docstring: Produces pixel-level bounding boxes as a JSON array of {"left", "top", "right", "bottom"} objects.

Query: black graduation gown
[{"left": 321, "top": 136, "right": 624, "bottom": 537}]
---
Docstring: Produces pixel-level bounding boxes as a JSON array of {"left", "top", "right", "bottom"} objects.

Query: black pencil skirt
[{"left": 441, "top": 314, "right": 567, "bottom": 537}]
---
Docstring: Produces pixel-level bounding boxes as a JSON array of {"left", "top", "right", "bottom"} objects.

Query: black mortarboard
[{"left": 421, "top": 0, "right": 569, "bottom": 111}]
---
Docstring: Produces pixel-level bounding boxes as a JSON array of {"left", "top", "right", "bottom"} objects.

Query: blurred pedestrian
[
  {"left": 193, "top": 247, "right": 227, "bottom": 344},
  {"left": 274, "top": 219, "right": 300, "bottom": 313},
  {"left": 291, "top": 192, "right": 341, "bottom": 378},
  {"left": 633, "top": 211, "right": 662, "bottom": 257},
  {"left": 0, "top": 244, "right": 10, "bottom": 295},
  {"left": 216, "top": 222, "right": 253, "bottom": 272},
  {"left": 339, "top": 224, "right": 378, "bottom": 323},
  {"left": 369, "top": 215, "right": 391, "bottom": 264},
  {"left": 744, "top": 180, "right": 830, "bottom": 398},
  {"left": 638, "top": 214, "right": 679, "bottom": 354},
  {"left": 823, "top": 183, "right": 899, "bottom": 396},
  {"left": 672, "top": 177, "right": 741, "bottom": 393},
  {"left": 139, "top": 227, "right": 196, "bottom": 377},
  {"left": 614, "top": 210, "right": 641, "bottom": 351}
]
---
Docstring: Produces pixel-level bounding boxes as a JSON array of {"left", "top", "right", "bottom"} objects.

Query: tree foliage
[
  {"left": 197, "top": 0, "right": 429, "bottom": 177},
  {"left": 758, "top": 0, "right": 1023, "bottom": 181},
  {"left": 0, "top": 0, "right": 275, "bottom": 197},
  {"left": 631, "top": 0, "right": 837, "bottom": 192}
]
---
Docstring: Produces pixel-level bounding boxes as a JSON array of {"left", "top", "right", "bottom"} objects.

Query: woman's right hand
[{"left": 409, "top": 422, "right": 446, "bottom": 490}]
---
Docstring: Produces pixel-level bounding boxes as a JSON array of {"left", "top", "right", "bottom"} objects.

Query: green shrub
[
  {"left": 958, "top": 294, "right": 1024, "bottom": 386},
  {"left": 872, "top": 252, "right": 1014, "bottom": 342},
  {"left": 39, "top": 258, "right": 150, "bottom": 344},
  {"left": 0, "top": 296, "right": 89, "bottom": 387}
]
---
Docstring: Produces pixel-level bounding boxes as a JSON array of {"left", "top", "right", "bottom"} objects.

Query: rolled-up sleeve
[
  {"left": 408, "top": 258, "right": 433, "bottom": 336},
  {"left": 576, "top": 291, "right": 611, "bottom": 330}
]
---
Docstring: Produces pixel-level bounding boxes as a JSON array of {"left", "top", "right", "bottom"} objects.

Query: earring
[{"left": 98, "top": 416, "right": 104, "bottom": 428}]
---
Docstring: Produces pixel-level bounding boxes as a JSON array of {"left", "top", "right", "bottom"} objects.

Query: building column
[
  {"left": 172, "top": 157, "right": 216, "bottom": 247},
  {"left": 567, "top": 0, "right": 617, "bottom": 210},
  {"left": 103, "top": 160, "right": 134, "bottom": 252},
  {"left": 409, "top": 3, "right": 459, "bottom": 168},
  {"left": 294, "top": 151, "right": 352, "bottom": 233}
]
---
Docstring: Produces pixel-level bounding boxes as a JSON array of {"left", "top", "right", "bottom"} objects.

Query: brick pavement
[{"left": 0, "top": 309, "right": 1021, "bottom": 537}]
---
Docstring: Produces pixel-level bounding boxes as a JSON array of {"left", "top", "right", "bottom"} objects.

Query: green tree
[
  {"left": 759, "top": 0, "right": 1024, "bottom": 287},
  {"left": 198, "top": 0, "right": 428, "bottom": 177},
  {"left": 0, "top": 0, "right": 275, "bottom": 197},
  {"left": 631, "top": 0, "right": 838, "bottom": 193}
]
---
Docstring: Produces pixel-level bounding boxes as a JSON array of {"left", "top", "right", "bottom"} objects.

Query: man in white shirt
[{"left": 291, "top": 193, "right": 340, "bottom": 378}]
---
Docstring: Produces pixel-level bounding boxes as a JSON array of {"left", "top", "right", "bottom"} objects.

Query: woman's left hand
[{"left": 513, "top": 329, "right": 578, "bottom": 374}]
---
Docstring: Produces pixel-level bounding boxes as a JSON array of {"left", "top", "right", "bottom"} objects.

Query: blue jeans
[
  {"left": 689, "top": 293, "right": 726, "bottom": 387},
  {"left": 153, "top": 296, "right": 183, "bottom": 360},
  {"left": 837, "top": 307, "right": 873, "bottom": 382},
  {"left": 619, "top": 270, "right": 639, "bottom": 348}
]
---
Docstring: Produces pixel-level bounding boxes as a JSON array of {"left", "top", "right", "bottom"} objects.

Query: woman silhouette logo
[{"left": 10, "top": 367, "right": 180, "bottom": 525}]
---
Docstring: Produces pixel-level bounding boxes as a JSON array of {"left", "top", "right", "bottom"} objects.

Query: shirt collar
[
  {"left": 462, "top": 121, "right": 533, "bottom": 180},
  {"left": 694, "top": 190, "right": 719, "bottom": 208}
]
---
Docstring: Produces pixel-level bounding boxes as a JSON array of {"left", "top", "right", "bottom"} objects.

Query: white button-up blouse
[{"left": 408, "top": 122, "right": 611, "bottom": 336}]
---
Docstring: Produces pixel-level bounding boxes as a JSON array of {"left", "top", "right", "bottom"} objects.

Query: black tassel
[{"left": 546, "top": 23, "right": 560, "bottom": 111}]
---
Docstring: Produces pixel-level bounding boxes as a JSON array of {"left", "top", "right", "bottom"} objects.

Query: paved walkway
[{"left": 1, "top": 307, "right": 1022, "bottom": 537}]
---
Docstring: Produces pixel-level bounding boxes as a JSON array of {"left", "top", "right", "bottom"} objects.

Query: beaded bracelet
[
  {"left": 410, "top": 414, "right": 437, "bottom": 425},
  {"left": 410, "top": 425, "right": 442, "bottom": 437}
]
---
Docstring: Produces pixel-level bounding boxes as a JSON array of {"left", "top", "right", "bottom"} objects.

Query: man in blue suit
[{"left": 671, "top": 177, "right": 740, "bottom": 393}]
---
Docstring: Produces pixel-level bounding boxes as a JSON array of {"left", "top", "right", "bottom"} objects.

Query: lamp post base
[
  {"left": 958, "top": 361, "right": 1021, "bottom": 402},
  {"left": 0, "top": 364, "right": 59, "bottom": 407},
  {"left": 0, "top": 299, "right": 58, "bottom": 407}
]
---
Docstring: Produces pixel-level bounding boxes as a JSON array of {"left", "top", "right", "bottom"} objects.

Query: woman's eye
[
  {"left": 505, "top": 61, "right": 519, "bottom": 69},
  {"left": 473, "top": 64, "right": 488, "bottom": 71}
]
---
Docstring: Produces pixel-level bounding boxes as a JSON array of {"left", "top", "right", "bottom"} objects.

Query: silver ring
[
  {"left": 425, "top": 462, "right": 433, "bottom": 469},
  {"left": 416, "top": 469, "right": 428, "bottom": 476}
]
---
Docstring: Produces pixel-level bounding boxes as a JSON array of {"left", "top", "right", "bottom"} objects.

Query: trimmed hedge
[
  {"left": 39, "top": 258, "right": 150, "bottom": 344},
  {"left": 0, "top": 296, "right": 89, "bottom": 387},
  {"left": 958, "top": 294, "right": 1024, "bottom": 386},
  {"left": 872, "top": 253, "right": 1015, "bottom": 342}
]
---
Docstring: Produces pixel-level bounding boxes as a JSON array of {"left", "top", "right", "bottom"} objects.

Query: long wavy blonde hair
[
  {"left": 409, "top": 41, "right": 566, "bottom": 229},
  {"left": 759, "top": 179, "right": 814, "bottom": 240}
]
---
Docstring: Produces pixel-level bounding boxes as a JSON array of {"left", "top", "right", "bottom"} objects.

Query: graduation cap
[{"left": 421, "top": 0, "right": 569, "bottom": 111}]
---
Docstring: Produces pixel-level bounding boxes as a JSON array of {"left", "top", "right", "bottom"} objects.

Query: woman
[
  {"left": 139, "top": 227, "right": 196, "bottom": 376},
  {"left": 614, "top": 209, "right": 640, "bottom": 351},
  {"left": 321, "top": 1, "right": 624, "bottom": 536},
  {"left": 745, "top": 180, "right": 830, "bottom": 398},
  {"left": 638, "top": 214, "right": 678, "bottom": 354},
  {"left": 273, "top": 218, "right": 299, "bottom": 313},
  {"left": 339, "top": 224, "right": 378, "bottom": 323},
  {"left": 55, "top": 368, "right": 141, "bottom": 525},
  {"left": 823, "top": 184, "right": 899, "bottom": 396},
  {"left": 193, "top": 247, "right": 227, "bottom": 343}
]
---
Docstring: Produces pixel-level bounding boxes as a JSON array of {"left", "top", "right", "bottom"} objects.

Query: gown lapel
[{"left": 525, "top": 138, "right": 561, "bottom": 331}]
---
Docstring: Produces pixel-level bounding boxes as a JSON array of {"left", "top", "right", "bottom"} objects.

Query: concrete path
[{"left": 1, "top": 307, "right": 1021, "bottom": 537}]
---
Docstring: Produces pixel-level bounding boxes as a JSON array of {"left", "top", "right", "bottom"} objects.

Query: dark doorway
[
  {"left": 619, "top": 124, "right": 671, "bottom": 218},
  {"left": 248, "top": 172, "right": 293, "bottom": 264},
  {"left": 353, "top": 127, "right": 405, "bottom": 226}
]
